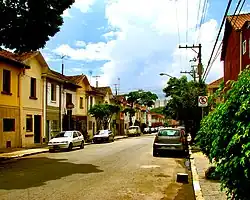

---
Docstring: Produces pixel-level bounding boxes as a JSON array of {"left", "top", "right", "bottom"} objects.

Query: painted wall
[
  {"left": 62, "top": 89, "right": 77, "bottom": 115},
  {"left": 242, "top": 25, "right": 250, "bottom": 70},
  {"left": 0, "top": 62, "right": 21, "bottom": 106},
  {"left": 21, "top": 57, "right": 44, "bottom": 146}
]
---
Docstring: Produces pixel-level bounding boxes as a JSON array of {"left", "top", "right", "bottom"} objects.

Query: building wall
[
  {"left": 242, "top": 25, "right": 250, "bottom": 70},
  {"left": 62, "top": 89, "right": 77, "bottom": 115},
  {"left": 0, "top": 62, "right": 21, "bottom": 107},
  {"left": 224, "top": 28, "right": 240, "bottom": 83},
  {"left": 0, "top": 106, "right": 20, "bottom": 148},
  {"left": 21, "top": 57, "right": 44, "bottom": 146},
  {"left": 47, "top": 81, "right": 60, "bottom": 107},
  {"left": 75, "top": 80, "right": 89, "bottom": 116},
  {"left": 0, "top": 63, "right": 22, "bottom": 148}
]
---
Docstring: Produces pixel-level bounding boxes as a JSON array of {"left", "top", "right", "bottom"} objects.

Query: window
[
  {"left": 30, "top": 77, "right": 36, "bottom": 99},
  {"left": 242, "top": 40, "right": 246, "bottom": 55},
  {"left": 73, "top": 132, "right": 78, "bottom": 138},
  {"left": 26, "top": 115, "right": 33, "bottom": 132},
  {"left": 66, "top": 93, "right": 72, "bottom": 105},
  {"left": 2, "top": 69, "right": 11, "bottom": 94},
  {"left": 52, "top": 120, "right": 58, "bottom": 130},
  {"left": 80, "top": 97, "right": 83, "bottom": 109},
  {"left": 3, "top": 119, "right": 15, "bottom": 132},
  {"left": 51, "top": 83, "right": 56, "bottom": 101}
]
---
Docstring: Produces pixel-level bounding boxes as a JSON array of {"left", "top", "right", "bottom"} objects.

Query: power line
[
  {"left": 186, "top": 0, "right": 189, "bottom": 43},
  {"left": 197, "top": 0, "right": 209, "bottom": 43},
  {"left": 203, "top": 0, "right": 245, "bottom": 81},
  {"left": 175, "top": 0, "right": 182, "bottom": 67},
  {"left": 202, "top": 0, "right": 233, "bottom": 80}
]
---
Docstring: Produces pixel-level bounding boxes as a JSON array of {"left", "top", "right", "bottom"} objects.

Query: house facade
[
  {"left": 0, "top": 52, "right": 30, "bottom": 148},
  {"left": 21, "top": 52, "right": 46, "bottom": 147},
  {"left": 221, "top": 13, "right": 250, "bottom": 83}
]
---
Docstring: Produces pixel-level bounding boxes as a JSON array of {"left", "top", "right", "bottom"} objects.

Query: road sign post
[
  {"left": 198, "top": 96, "right": 208, "bottom": 119},
  {"left": 198, "top": 96, "right": 208, "bottom": 107}
]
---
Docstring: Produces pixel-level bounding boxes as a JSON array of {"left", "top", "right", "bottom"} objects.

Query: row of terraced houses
[{"left": 0, "top": 50, "right": 165, "bottom": 149}]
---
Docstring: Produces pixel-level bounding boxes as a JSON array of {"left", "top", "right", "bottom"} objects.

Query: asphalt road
[{"left": 0, "top": 135, "right": 194, "bottom": 200}]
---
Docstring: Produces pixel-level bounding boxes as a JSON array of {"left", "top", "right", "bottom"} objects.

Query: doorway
[{"left": 34, "top": 115, "right": 41, "bottom": 143}]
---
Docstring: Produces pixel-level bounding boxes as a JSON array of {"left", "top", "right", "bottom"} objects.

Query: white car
[{"left": 48, "top": 131, "right": 85, "bottom": 152}]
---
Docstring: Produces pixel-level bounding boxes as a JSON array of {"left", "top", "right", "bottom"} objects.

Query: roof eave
[{"left": 0, "top": 55, "right": 30, "bottom": 69}]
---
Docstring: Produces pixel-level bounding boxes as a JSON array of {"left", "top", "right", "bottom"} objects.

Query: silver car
[{"left": 153, "top": 128, "right": 186, "bottom": 156}]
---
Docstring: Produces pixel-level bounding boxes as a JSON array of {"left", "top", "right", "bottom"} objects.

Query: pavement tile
[{"left": 192, "top": 152, "right": 227, "bottom": 200}]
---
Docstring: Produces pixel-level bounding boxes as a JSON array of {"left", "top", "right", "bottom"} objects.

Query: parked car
[
  {"left": 93, "top": 130, "right": 114, "bottom": 143},
  {"left": 152, "top": 127, "right": 187, "bottom": 156},
  {"left": 127, "top": 126, "right": 141, "bottom": 136},
  {"left": 48, "top": 131, "right": 84, "bottom": 152}
]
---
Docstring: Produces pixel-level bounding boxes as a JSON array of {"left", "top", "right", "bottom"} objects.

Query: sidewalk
[
  {"left": 0, "top": 135, "right": 128, "bottom": 163},
  {"left": 191, "top": 151, "right": 227, "bottom": 200}
]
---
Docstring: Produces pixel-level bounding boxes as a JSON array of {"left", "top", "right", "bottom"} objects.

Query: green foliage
[
  {"left": 196, "top": 69, "right": 250, "bottom": 200},
  {"left": 208, "top": 80, "right": 225, "bottom": 110},
  {"left": 150, "top": 106, "right": 165, "bottom": 115},
  {"left": 163, "top": 76, "right": 207, "bottom": 138},
  {"left": 0, "top": 0, "right": 74, "bottom": 52},
  {"left": 88, "top": 104, "right": 120, "bottom": 130},
  {"left": 122, "top": 107, "right": 136, "bottom": 116},
  {"left": 125, "top": 90, "right": 158, "bottom": 107}
]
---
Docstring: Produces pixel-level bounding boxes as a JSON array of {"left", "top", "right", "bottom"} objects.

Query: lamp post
[{"left": 159, "top": 73, "right": 174, "bottom": 78}]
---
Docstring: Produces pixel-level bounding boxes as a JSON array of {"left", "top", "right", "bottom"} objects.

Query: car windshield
[
  {"left": 158, "top": 129, "right": 180, "bottom": 136},
  {"left": 55, "top": 132, "right": 72, "bottom": 138},
  {"left": 96, "top": 130, "right": 109, "bottom": 135}
]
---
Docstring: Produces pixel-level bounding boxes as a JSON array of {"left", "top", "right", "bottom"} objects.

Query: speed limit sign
[{"left": 198, "top": 96, "right": 208, "bottom": 107}]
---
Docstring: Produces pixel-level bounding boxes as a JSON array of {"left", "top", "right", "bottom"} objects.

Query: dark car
[{"left": 153, "top": 128, "right": 187, "bottom": 156}]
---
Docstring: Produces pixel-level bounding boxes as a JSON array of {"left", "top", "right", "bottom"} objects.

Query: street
[{"left": 0, "top": 135, "right": 194, "bottom": 200}]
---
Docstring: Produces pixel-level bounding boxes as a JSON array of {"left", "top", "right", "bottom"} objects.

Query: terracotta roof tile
[
  {"left": 0, "top": 50, "right": 37, "bottom": 62},
  {"left": 227, "top": 13, "right": 250, "bottom": 30},
  {"left": 208, "top": 77, "right": 223, "bottom": 88},
  {"left": 67, "top": 75, "right": 86, "bottom": 84}
]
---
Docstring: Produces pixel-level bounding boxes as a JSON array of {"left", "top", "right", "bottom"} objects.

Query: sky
[{"left": 41, "top": 0, "right": 250, "bottom": 99}]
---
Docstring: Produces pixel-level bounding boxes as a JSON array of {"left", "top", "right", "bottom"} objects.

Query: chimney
[{"left": 96, "top": 80, "right": 98, "bottom": 88}]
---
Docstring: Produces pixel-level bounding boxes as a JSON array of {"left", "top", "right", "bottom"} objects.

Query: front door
[{"left": 34, "top": 115, "right": 41, "bottom": 143}]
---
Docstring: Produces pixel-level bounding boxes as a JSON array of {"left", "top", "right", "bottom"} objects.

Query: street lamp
[{"left": 159, "top": 73, "right": 174, "bottom": 78}]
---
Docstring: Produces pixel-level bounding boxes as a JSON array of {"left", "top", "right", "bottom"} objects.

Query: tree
[
  {"left": 88, "top": 104, "right": 120, "bottom": 130},
  {"left": 124, "top": 90, "right": 158, "bottom": 125},
  {"left": 150, "top": 106, "right": 165, "bottom": 115},
  {"left": 196, "top": 69, "right": 250, "bottom": 200},
  {"left": 163, "top": 76, "right": 206, "bottom": 138},
  {"left": 0, "top": 0, "right": 74, "bottom": 53}
]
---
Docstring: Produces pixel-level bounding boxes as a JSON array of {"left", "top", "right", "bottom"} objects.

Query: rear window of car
[{"left": 158, "top": 129, "right": 180, "bottom": 136}]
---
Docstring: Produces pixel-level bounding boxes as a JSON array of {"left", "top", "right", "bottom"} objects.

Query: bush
[{"left": 196, "top": 69, "right": 250, "bottom": 200}]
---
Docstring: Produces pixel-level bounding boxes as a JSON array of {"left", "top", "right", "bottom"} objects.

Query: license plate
[{"left": 53, "top": 145, "right": 59, "bottom": 149}]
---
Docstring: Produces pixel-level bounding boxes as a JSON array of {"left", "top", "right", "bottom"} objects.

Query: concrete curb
[
  {"left": 0, "top": 149, "right": 49, "bottom": 163},
  {"left": 0, "top": 136, "right": 128, "bottom": 163},
  {"left": 189, "top": 148, "right": 205, "bottom": 200}
]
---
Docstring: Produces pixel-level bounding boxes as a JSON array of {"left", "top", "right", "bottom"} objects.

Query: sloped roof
[
  {"left": 227, "top": 13, "right": 250, "bottom": 30},
  {"left": 95, "top": 86, "right": 113, "bottom": 95},
  {"left": 221, "top": 13, "right": 250, "bottom": 61},
  {"left": 208, "top": 77, "right": 223, "bottom": 88},
  {"left": 0, "top": 50, "right": 32, "bottom": 68},
  {"left": 67, "top": 75, "right": 85, "bottom": 83}
]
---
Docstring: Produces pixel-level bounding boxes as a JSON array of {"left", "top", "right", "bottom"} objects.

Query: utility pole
[
  {"left": 59, "top": 54, "right": 67, "bottom": 132},
  {"left": 93, "top": 75, "right": 100, "bottom": 88},
  {"left": 114, "top": 84, "right": 118, "bottom": 96},
  {"left": 179, "top": 44, "right": 202, "bottom": 82},
  {"left": 180, "top": 65, "right": 197, "bottom": 81},
  {"left": 117, "top": 77, "right": 120, "bottom": 96}
]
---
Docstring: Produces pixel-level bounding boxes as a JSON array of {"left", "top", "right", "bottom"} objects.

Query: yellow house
[
  {"left": 0, "top": 51, "right": 30, "bottom": 148},
  {"left": 20, "top": 52, "right": 48, "bottom": 147}
]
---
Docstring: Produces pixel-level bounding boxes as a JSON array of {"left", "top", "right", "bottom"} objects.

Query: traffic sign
[{"left": 198, "top": 96, "right": 208, "bottom": 107}]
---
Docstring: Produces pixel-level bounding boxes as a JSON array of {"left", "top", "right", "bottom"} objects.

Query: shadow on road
[
  {"left": 0, "top": 157, "right": 103, "bottom": 190},
  {"left": 157, "top": 151, "right": 188, "bottom": 159}
]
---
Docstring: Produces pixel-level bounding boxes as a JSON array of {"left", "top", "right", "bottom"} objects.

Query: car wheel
[
  {"left": 68, "top": 143, "right": 73, "bottom": 151},
  {"left": 153, "top": 149, "right": 159, "bottom": 157},
  {"left": 49, "top": 149, "right": 55, "bottom": 153},
  {"left": 112, "top": 137, "right": 114, "bottom": 142},
  {"left": 80, "top": 141, "right": 84, "bottom": 149}
]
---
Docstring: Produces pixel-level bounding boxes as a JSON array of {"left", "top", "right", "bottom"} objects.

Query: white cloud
[
  {"left": 62, "top": 9, "right": 72, "bottom": 18},
  {"left": 75, "top": 40, "right": 86, "bottom": 47},
  {"left": 54, "top": 0, "right": 223, "bottom": 94},
  {"left": 73, "top": 0, "right": 96, "bottom": 13}
]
